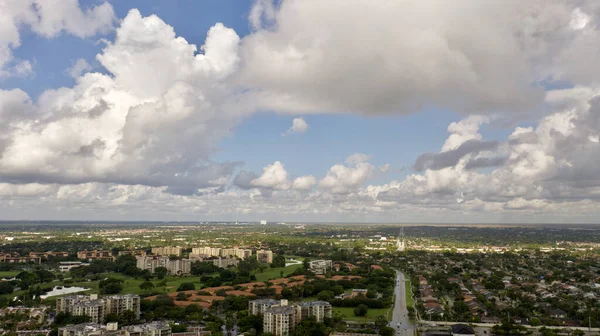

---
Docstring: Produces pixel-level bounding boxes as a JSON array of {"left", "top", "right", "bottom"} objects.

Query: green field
[
  {"left": 0, "top": 270, "right": 20, "bottom": 278},
  {"left": 405, "top": 279, "right": 414, "bottom": 308},
  {"left": 253, "top": 263, "right": 304, "bottom": 282},
  {"left": 333, "top": 307, "right": 390, "bottom": 322}
]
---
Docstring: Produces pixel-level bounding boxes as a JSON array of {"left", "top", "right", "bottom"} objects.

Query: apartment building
[
  {"left": 151, "top": 247, "right": 182, "bottom": 256},
  {"left": 122, "top": 321, "right": 171, "bottom": 336},
  {"left": 105, "top": 294, "right": 141, "bottom": 318},
  {"left": 29, "top": 251, "right": 70, "bottom": 258},
  {"left": 212, "top": 258, "right": 239, "bottom": 268},
  {"left": 118, "top": 250, "right": 147, "bottom": 257},
  {"left": 56, "top": 294, "right": 141, "bottom": 323},
  {"left": 58, "top": 323, "right": 119, "bottom": 336},
  {"left": 0, "top": 254, "right": 41, "bottom": 264},
  {"left": 59, "top": 261, "right": 88, "bottom": 272},
  {"left": 58, "top": 322, "right": 170, "bottom": 336},
  {"left": 135, "top": 255, "right": 192, "bottom": 275},
  {"left": 296, "top": 301, "right": 332, "bottom": 322},
  {"left": 256, "top": 250, "right": 274, "bottom": 263},
  {"left": 191, "top": 247, "right": 221, "bottom": 257},
  {"left": 248, "top": 299, "right": 281, "bottom": 315},
  {"left": 263, "top": 305, "right": 297, "bottom": 336},
  {"left": 220, "top": 248, "right": 252, "bottom": 260},
  {"left": 77, "top": 250, "right": 115, "bottom": 262},
  {"left": 308, "top": 260, "right": 333, "bottom": 275}
]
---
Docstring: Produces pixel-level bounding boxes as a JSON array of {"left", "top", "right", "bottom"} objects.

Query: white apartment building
[
  {"left": 263, "top": 305, "right": 296, "bottom": 336},
  {"left": 248, "top": 299, "right": 281, "bottom": 315},
  {"left": 56, "top": 294, "right": 141, "bottom": 323},
  {"left": 191, "top": 247, "right": 221, "bottom": 257},
  {"left": 308, "top": 260, "right": 333, "bottom": 275}
]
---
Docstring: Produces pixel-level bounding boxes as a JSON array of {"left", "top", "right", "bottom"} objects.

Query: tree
[
  {"left": 0, "top": 282, "right": 14, "bottom": 295},
  {"left": 379, "top": 326, "right": 395, "bottom": 336},
  {"left": 374, "top": 315, "right": 388, "bottom": 329},
  {"left": 354, "top": 304, "right": 368, "bottom": 317},
  {"left": 177, "top": 282, "right": 195, "bottom": 291},
  {"left": 99, "top": 278, "right": 123, "bottom": 294},
  {"left": 271, "top": 254, "right": 286, "bottom": 268},
  {"left": 139, "top": 281, "right": 155, "bottom": 293},
  {"left": 154, "top": 267, "right": 168, "bottom": 280},
  {"left": 176, "top": 292, "right": 188, "bottom": 301},
  {"left": 317, "top": 290, "right": 334, "bottom": 301}
]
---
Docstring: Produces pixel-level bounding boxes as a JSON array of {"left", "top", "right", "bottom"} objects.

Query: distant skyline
[{"left": 1, "top": 1, "right": 600, "bottom": 223}]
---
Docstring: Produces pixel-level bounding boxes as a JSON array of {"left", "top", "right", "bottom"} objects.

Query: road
[{"left": 390, "top": 270, "right": 414, "bottom": 336}]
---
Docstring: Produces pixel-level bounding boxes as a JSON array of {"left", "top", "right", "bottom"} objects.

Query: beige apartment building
[
  {"left": 296, "top": 301, "right": 332, "bottom": 322},
  {"left": 151, "top": 247, "right": 182, "bottom": 256},
  {"left": 256, "top": 250, "right": 274, "bottom": 263}
]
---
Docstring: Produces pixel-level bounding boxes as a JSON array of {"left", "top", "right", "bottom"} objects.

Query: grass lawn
[
  {"left": 405, "top": 279, "right": 414, "bottom": 308},
  {"left": 333, "top": 307, "right": 390, "bottom": 322},
  {"left": 0, "top": 270, "right": 20, "bottom": 278},
  {"left": 253, "top": 263, "right": 304, "bottom": 282}
]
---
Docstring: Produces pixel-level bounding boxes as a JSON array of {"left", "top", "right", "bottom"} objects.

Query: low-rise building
[
  {"left": 59, "top": 261, "right": 89, "bottom": 272},
  {"left": 308, "top": 260, "right": 332, "bottom": 275},
  {"left": 77, "top": 251, "right": 115, "bottom": 262},
  {"left": 58, "top": 323, "right": 119, "bottom": 336},
  {"left": 0, "top": 254, "right": 41, "bottom": 264},
  {"left": 122, "top": 321, "right": 171, "bottom": 336}
]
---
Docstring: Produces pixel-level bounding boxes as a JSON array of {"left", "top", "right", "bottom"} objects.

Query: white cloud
[
  {"left": 251, "top": 161, "right": 291, "bottom": 190},
  {"left": 0, "top": 9, "right": 245, "bottom": 196},
  {"left": 0, "top": 0, "right": 115, "bottom": 78},
  {"left": 319, "top": 154, "right": 376, "bottom": 194},
  {"left": 67, "top": 58, "right": 92, "bottom": 78},
  {"left": 282, "top": 117, "right": 309, "bottom": 135},
  {"left": 291, "top": 175, "right": 316, "bottom": 190}
]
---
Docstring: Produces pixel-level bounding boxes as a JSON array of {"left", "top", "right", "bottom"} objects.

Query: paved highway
[{"left": 390, "top": 270, "right": 414, "bottom": 336}]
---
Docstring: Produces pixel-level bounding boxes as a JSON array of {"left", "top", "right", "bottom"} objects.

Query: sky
[{"left": 1, "top": 0, "right": 600, "bottom": 223}]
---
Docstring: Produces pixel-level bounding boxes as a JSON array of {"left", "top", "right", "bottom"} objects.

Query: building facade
[
  {"left": 263, "top": 305, "right": 297, "bottom": 336},
  {"left": 135, "top": 255, "right": 192, "bottom": 275},
  {"left": 105, "top": 294, "right": 141, "bottom": 318},
  {"left": 296, "top": 301, "right": 332, "bottom": 322},
  {"left": 150, "top": 247, "right": 182, "bottom": 256},
  {"left": 308, "top": 260, "right": 333, "bottom": 275},
  {"left": 77, "top": 251, "right": 115, "bottom": 262},
  {"left": 56, "top": 294, "right": 141, "bottom": 323},
  {"left": 256, "top": 250, "right": 274, "bottom": 263},
  {"left": 248, "top": 299, "right": 281, "bottom": 315}
]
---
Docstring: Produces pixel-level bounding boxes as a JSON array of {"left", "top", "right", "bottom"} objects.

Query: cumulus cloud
[
  {"left": 282, "top": 117, "right": 308, "bottom": 135},
  {"left": 414, "top": 140, "right": 500, "bottom": 171},
  {"left": 319, "top": 154, "right": 376, "bottom": 194},
  {"left": 0, "top": 0, "right": 115, "bottom": 77},
  {"left": 0, "top": 9, "right": 246, "bottom": 195},
  {"left": 250, "top": 161, "right": 291, "bottom": 190},
  {"left": 291, "top": 175, "right": 316, "bottom": 190}
]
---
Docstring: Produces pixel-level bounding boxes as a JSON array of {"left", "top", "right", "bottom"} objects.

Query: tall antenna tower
[{"left": 396, "top": 226, "right": 405, "bottom": 252}]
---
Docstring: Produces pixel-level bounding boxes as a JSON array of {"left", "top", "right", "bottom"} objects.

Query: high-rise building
[
  {"left": 212, "top": 258, "right": 239, "bottom": 268},
  {"left": 296, "top": 301, "right": 332, "bottom": 322},
  {"left": 248, "top": 299, "right": 281, "bottom": 315},
  {"left": 105, "top": 294, "right": 141, "bottom": 319},
  {"left": 263, "top": 305, "right": 296, "bottom": 336},
  {"left": 256, "top": 250, "right": 274, "bottom": 263},
  {"left": 151, "top": 247, "right": 182, "bottom": 256}
]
